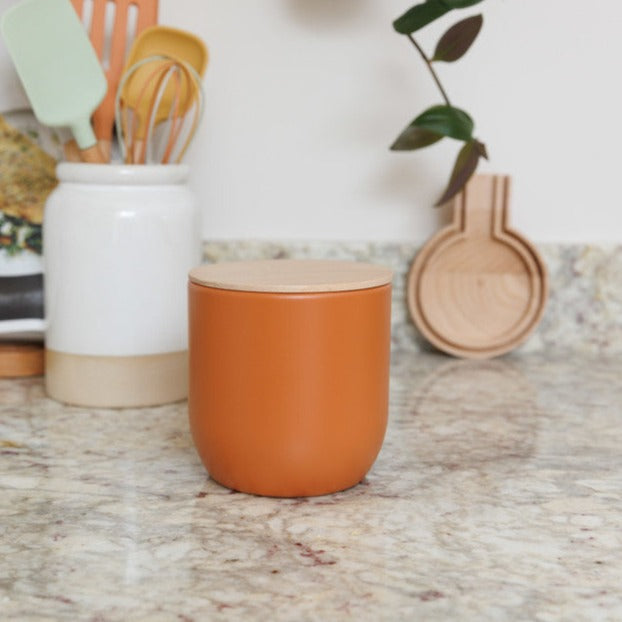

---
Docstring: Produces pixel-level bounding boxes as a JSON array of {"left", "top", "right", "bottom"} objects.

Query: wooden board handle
[{"left": 454, "top": 174, "right": 510, "bottom": 238}]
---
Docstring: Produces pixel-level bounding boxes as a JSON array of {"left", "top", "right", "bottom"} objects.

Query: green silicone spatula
[{"left": 1, "top": 0, "right": 107, "bottom": 162}]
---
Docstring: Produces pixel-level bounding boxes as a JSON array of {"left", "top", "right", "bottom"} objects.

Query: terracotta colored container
[{"left": 188, "top": 259, "right": 393, "bottom": 497}]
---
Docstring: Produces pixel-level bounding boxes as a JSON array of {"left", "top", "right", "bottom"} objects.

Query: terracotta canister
[
  {"left": 44, "top": 163, "right": 201, "bottom": 407},
  {"left": 188, "top": 259, "right": 393, "bottom": 497}
]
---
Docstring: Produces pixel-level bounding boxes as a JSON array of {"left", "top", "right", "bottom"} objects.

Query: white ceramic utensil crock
[{"left": 44, "top": 163, "right": 201, "bottom": 407}]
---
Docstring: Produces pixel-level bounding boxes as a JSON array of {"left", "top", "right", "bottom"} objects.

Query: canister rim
[
  {"left": 55, "top": 163, "right": 189, "bottom": 185},
  {"left": 189, "top": 259, "right": 393, "bottom": 293}
]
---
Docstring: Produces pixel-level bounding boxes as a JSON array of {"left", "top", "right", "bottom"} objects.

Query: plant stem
[{"left": 406, "top": 34, "right": 451, "bottom": 106}]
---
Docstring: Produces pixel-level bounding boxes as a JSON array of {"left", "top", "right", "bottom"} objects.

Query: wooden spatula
[
  {"left": 1, "top": 0, "right": 106, "bottom": 163},
  {"left": 407, "top": 174, "right": 548, "bottom": 359},
  {"left": 70, "top": 0, "right": 158, "bottom": 161}
]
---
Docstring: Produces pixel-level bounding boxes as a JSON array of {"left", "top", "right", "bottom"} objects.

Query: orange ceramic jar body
[{"left": 188, "top": 279, "right": 392, "bottom": 497}]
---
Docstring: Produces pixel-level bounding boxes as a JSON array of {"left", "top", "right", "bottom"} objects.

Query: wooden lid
[{"left": 189, "top": 259, "right": 393, "bottom": 293}]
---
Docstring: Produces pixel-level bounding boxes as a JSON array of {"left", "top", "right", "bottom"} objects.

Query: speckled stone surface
[
  {"left": 203, "top": 241, "right": 622, "bottom": 355},
  {"left": 2, "top": 351, "right": 622, "bottom": 621}
]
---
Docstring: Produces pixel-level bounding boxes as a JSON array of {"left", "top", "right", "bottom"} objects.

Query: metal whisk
[{"left": 115, "top": 55, "right": 204, "bottom": 164}]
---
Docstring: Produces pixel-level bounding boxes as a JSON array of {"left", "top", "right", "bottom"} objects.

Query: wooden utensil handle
[
  {"left": 79, "top": 143, "right": 106, "bottom": 163},
  {"left": 63, "top": 139, "right": 82, "bottom": 162},
  {"left": 97, "top": 138, "right": 112, "bottom": 162},
  {"left": 454, "top": 174, "right": 510, "bottom": 238}
]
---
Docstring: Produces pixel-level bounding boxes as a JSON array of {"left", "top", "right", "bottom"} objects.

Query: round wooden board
[
  {"left": 408, "top": 175, "right": 548, "bottom": 359},
  {"left": 0, "top": 342, "right": 44, "bottom": 377}
]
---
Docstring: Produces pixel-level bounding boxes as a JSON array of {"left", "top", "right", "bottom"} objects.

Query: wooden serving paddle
[
  {"left": 407, "top": 174, "right": 548, "bottom": 359},
  {"left": 0, "top": 342, "right": 44, "bottom": 377}
]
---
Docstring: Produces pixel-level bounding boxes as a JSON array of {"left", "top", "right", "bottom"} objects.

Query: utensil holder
[
  {"left": 188, "top": 259, "right": 393, "bottom": 497},
  {"left": 44, "top": 163, "right": 201, "bottom": 407}
]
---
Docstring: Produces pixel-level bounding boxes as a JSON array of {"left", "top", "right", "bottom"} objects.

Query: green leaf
[
  {"left": 435, "top": 139, "right": 484, "bottom": 206},
  {"left": 390, "top": 126, "right": 443, "bottom": 151},
  {"left": 412, "top": 105, "right": 474, "bottom": 142},
  {"left": 393, "top": 0, "right": 448, "bottom": 34},
  {"left": 440, "top": 0, "right": 484, "bottom": 8},
  {"left": 393, "top": 0, "right": 485, "bottom": 34},
  {"left": 432, "top": 15, "right": 483, "bottom": 62}
]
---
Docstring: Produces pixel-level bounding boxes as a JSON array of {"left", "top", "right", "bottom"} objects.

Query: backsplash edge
[{"left": 202, "top": 241, "right": 622, "bottom": 355}]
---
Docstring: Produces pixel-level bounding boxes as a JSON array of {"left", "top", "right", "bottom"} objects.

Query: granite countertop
[{"left": 2, "top": 349, "right": 622, "bottom": 621}]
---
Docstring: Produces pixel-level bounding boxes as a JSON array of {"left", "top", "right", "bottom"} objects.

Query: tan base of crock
[{"left": 45, "top": 349, "right": 187, "bottom": 408}]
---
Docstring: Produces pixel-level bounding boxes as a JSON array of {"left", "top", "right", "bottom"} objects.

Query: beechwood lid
[{"left": 188, "top": 259, "right": 393, "bottom": 293}]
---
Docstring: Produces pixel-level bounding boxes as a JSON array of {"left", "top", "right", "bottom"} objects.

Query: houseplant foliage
[{"left": 391, "top": 0, "right": 487, "bottom": 206}]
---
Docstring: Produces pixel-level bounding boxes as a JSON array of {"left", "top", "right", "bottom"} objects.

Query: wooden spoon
[{"left": 407, "top": 174, "right": 548, "bottom": 359}]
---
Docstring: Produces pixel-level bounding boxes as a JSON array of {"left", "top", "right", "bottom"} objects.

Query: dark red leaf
[
  {"left": 432, "top": 15, "right": 483, "bottom": 62},
  {"left": 435, "top": 139, "right": 481, "bottom": 206}
]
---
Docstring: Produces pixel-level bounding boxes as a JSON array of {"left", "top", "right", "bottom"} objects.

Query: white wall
[
  {"left": 3, "top": 0, "right": 622, "bottom": 243},
  {"left": 163, "top": 0, "right": 622, "bottom": 243}
]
